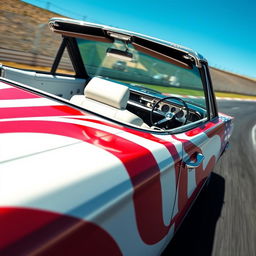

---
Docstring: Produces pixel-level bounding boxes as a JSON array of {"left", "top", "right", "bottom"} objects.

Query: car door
[
  {"left": 169, "top": 64, "right": 226, "bottom": 228},
  {"left": 171, "top": 122, "right": 222, "bottom": 227},
  {"left": 103, "top": 129, "right": 184, "bottom": 253}
]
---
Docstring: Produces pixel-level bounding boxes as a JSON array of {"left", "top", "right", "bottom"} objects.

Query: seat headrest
[{"left": 84, "top": 77, "right": 130, "bottom": 109}]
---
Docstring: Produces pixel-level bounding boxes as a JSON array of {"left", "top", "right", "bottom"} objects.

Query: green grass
[
  {"left": 119, "top": 79, "right": 256, "bottom": 99},
  {"left": 142, "top": 83, "right": 205, "bottom": 96},
  {"left": 118, "top": 79, "right": 205, "bottom": 96},
  {"left": 215, "top": 91, "right": 256, "bottom": 99}
]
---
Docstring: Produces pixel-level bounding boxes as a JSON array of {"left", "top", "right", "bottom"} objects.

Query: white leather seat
[{"left": 70, "top": 77, "right": 148, "bottom": 127}]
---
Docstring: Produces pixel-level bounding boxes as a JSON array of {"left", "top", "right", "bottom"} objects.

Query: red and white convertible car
[{"left": 0, "top": 18, "right": 233, "bottom": 255}]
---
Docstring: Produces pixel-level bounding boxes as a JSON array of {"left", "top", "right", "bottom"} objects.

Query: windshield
[{"left": 76, "top": 38, "right": 206, "bottom": 108}]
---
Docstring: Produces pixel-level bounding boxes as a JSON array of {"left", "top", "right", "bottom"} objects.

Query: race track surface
[{"left": 162, "top": 100, "right": 256, "bottom": 256}]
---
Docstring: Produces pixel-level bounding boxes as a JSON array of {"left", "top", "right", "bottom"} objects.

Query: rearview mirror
[{"left": 106, "top": 48, "right": 133, "bottom": 61}]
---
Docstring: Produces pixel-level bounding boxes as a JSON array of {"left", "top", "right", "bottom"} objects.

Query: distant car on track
[
  {"left": 112, "top": 60, "right": 127, "bottom": 71},
  {"left": 0, "top": 17, "right": 233, "bottom": 255}
]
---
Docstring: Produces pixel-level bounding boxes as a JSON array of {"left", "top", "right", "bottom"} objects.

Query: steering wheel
[{"left": 149, "top": 96, "right": 189, "bottom": 128}]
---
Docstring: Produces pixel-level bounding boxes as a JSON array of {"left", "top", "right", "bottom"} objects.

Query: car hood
[
  {"left": 1, "top": 80, "right": 181, "bottom": 228},
  {"left": 0, "top": 80, "right": 137, "bottom": 217},
  {"left": 0, "top": 79, "right": 124, "bottom": 146},
  {"left": 0, "top": 79, "right": 134, "bottom": 162}
]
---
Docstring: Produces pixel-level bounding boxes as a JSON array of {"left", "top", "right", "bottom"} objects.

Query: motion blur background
[
  {"left": 1, "top": 1, "right": 256, "bottom": 255},
  {"left": 0, "top": 0, "right": 256, "bottom": 97}
]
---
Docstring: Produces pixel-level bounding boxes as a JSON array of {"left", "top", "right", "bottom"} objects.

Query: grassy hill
[
  {"left": 210, "top": 67, "right": 256, "bottom": 96},
  {"left": 0, "top": 0, "right": 66, "bottom": 56}
]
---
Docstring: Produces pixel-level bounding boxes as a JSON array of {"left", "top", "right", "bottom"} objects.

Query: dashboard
[{"left": 128, "top": 89, "right": 203, "bottom": 126}]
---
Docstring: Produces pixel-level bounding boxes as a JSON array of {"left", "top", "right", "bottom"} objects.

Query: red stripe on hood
[
  {"left": 0, "top": 105, "right": 86, "bottom": 119},
  {"left": 0, "top": 88, "right": 41, "bottom": 100},
  {"left": 0, "top": 207, "right": 122, "bottom": 256},
  {"left": 0, "top": 119, "right": 177, "bottom": 244}
]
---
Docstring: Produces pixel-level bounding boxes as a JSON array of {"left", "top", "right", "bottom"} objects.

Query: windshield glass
[{"left": 76, "top": 38, "right": 206, "bottom": 108}]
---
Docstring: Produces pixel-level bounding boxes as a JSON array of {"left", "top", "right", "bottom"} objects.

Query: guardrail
[{"left": 0, "top": 48, "right": 72, "bottom": 70}]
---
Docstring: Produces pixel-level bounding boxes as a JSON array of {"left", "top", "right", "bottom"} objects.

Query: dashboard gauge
[
  {"left": 175, "top": 110, "right": 184, "bottom": 118},
  {"left": 161, "top": 104, "right": 170, "bottom": 112},
  {"left": 170, "top": 107, "right": 176, "bottom": 112}
]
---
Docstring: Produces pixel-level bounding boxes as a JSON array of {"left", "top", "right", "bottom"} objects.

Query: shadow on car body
[{"left": 162, "top": 172, "right": 225, "bottom": 256}]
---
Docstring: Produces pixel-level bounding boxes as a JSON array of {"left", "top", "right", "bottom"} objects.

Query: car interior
[{"left": 1, "top": 19, "right": 210, "bottom": 132}]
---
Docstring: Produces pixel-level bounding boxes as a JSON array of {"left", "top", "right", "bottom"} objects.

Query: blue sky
[{"left": 24, "top": 0, "right": 256, "bottom": 78}]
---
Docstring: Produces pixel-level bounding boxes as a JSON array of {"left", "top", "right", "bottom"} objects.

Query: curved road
[{"left": 162, "top": 100, "right": 256, "bottom": 256}]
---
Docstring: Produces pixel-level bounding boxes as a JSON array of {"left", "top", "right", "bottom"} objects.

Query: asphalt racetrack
[{"left": 162, "top": 100, "right": 256, "bottom": 256}]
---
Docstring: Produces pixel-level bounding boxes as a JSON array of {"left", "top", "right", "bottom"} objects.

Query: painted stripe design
[
  {"left": 0, "top": 88, "right": 41, "bottom": 100},
  {"left": 0, "top": 80, "right": 230, "bottom": 255},
  {"left": 0, "top": 98, "right": 63, "bottom": 108}
]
